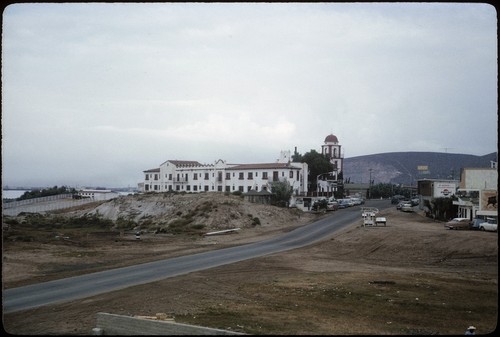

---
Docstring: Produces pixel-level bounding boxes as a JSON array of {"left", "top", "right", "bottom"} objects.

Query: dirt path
[{"left": 2, "top": 200, "right": 498, "bottom": 335}]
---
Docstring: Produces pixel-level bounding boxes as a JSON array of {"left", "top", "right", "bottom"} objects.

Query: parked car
[
  {"left": 391, "top": 195, "right": 405, "bottom": 204},
  {"left": 471, "top": 217, "right": 486, "bottom": 230},
  {"left": 401, "top": 202, "right": 414, "bottom": 212},
  {"left": 445, "top": 218, "right": 472, "bottom": 230},
  {"left": 327, "top": 200, "right": 338, "bottom": 211},
  {"left": 349, "top": 197, "right": 363, "bottom": 205},
  {"left": 311, "top": 198, "right": 328, "bottom": 211},
  {"left": 337, "top": 199, "right": 350, "bottom": 209},
  {"left": 397, "top": 201, "right": 411, "bottom": 210},
  {"left": 478, "top": 218, "right": 497, "bottom": 232}
]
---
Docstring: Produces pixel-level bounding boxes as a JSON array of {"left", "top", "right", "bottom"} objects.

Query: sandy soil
[{"left": 2, "top": 195, "right": 498, "bottom": 335}]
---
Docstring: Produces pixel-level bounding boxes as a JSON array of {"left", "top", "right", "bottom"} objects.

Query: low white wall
[{"left": 94, "top": 312, "right": 245, "bottom": 335}]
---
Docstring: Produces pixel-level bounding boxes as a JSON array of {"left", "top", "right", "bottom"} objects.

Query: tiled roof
[
  {"left": 243, "top": 189, "right": 275, "bottom": 196},
  {"left": 167, "top": 160, "right": 203, "bottom": 167},
  {"left": 325, "top": 134, "right": 338, "bottom": 143},
  {"left": 143, "top": 168, "right": 160, "bottom": 172},
  {"left": 226, "top": 163, "right": 298, "bottom": 170}
]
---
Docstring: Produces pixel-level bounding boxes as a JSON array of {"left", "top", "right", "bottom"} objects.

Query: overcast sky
[{"left": 2, "top": 3, "right": 497, "bottom": 188}]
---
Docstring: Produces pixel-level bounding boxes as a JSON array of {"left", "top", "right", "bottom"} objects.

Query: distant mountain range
[{"left": 343, "top": 152, "right": 498, "bottom": 185}]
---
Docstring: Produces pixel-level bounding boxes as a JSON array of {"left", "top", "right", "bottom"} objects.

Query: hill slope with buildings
[{"left": 343, "top": 151, "right": 497, "bottom": 185}]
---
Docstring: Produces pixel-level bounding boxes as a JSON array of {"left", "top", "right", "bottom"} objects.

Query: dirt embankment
[{"left": 2, "top": 193, "right": 498, "bottom": 335}]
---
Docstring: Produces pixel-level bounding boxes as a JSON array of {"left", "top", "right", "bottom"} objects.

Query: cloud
[{"left": 2, "top": 3, "right": 497, "bottom": 187}]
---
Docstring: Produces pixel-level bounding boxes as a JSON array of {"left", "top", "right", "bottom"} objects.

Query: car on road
[
  {"left": 445, "top": 218, "right": 472, "bottom": 230},
  {"left": 478, "top": 218, "right": 497, "bottom": 232}
]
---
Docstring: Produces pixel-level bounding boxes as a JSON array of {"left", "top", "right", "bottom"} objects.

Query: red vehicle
[{"left": 445, "top": 218, "right": 472, "bottom": 230}]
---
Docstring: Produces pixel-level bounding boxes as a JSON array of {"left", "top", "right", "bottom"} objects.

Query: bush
[
  {"left": 115, "top": 216, "right": 137, "bottom": 229},
  {"left": 190, "top": 224, "right": 205, "bottom": 230}
]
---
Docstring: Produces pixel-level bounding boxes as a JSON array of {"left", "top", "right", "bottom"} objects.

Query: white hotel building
[{"left": 141, "top": 150, "right": 309, "bottom": 196}]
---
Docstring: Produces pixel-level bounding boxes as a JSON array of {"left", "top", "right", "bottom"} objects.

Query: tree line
[{"left": 17, "top": 186, "right": 77, "bottom": 201}]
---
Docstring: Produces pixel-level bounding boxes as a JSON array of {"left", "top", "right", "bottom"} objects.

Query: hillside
[{"left": 343, "top": 151, "right": 497, "bottom": 185}]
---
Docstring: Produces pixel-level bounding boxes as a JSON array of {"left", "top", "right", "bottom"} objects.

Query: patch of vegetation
[
  {"left": 190, "top": 223, "right": 205, "bottom": 230},
  {"left": 139, "top": 218, "right": 154, "bottom": 227},
  {"left": 65, "top": 214, "right": 114, "bottom": 229},
  {"left": 3, "top": 217, "right": 20, "bottom": 225},
  {"left": 7, "top": 213, "right": 116, "bottom": 234},
  {"left": 424, "top": 197, "right": 458, "bottom": 220},
  {"left": 270, "top": 180, "right": 292, "bottom": 207},
  {"left": 17, "top": 185, "right": 77, "bottom": 201},
  {"left": 10, "top": 235, "right": 35, "bottom": 242},
  {"left": 115, "top": 216, "right": 137, "bottom": 230},
  {"left": 196, "top": 201, "right": 214, "bottom": 214},
  {"left": 166, "top": 218, "right": 194, "bottom": 234},
  {"left": 311, "top": 199, "right": 328, "bottom": 212}
]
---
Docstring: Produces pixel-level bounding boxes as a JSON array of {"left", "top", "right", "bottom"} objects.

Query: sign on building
[
  {"left": 480, "top": 190, "right": 497, "bottom": 212},
  {"left": 433, "top": 182, "right": 457, "bottom": 197}
]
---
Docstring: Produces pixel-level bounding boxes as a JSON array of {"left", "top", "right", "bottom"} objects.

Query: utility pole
[{"left": 368, "top": 168, "right": 373, "bottom": 199}]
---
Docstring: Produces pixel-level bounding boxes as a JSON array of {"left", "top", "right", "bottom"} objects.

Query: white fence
[
  {"left": 3, "top": 193, "right": 73, "bottom": 208},
  {"left": 2, "top": 194, "right": 100, "bottom": 216}
]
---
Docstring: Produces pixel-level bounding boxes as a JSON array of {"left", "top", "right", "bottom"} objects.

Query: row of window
[
  {"left": 144, "top": 184, "right": 268, "bottom": 193},
  {"left": 145, "top": 170, "right": 298, "bottom": 182}
]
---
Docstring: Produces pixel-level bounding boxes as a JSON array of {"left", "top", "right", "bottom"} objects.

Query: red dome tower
[{"left": 322, "top": 134, "right": 343, "bottom": 173}]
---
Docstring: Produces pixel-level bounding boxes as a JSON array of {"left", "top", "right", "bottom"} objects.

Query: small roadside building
[
  {"left": 417, "top": 179, "right": 460, "bottom": 215},
  {"left": 343, "top": 183, "right": 370, "bottom": 199},
  {"left": 453, "top": 166, "right": 497, "bottom": 221},
  {"left": 78, "top": 189, "right": 119, "bottom": 201},
  {"left": 417, "top": 179, "right": 459, "bottom": 202},
  {"left": 243, "top": 189, "right": 275, "bottom": 205}
]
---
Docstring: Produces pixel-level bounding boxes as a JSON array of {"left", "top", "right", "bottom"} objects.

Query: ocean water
[
  {"left": 2, "top": 190, "right": 30, "bottom": 199},
  {"left": 2, "top": 189, "right": 135, "bottom": 200}
]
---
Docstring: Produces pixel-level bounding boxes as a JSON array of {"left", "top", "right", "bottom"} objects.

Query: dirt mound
[{"left": 77, "top": 192, "right": 310, "bottom": 232}]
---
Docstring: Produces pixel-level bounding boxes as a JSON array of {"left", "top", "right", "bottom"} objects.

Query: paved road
[{"left": 3, "top": 200, "right": 390, "bottom": 313}]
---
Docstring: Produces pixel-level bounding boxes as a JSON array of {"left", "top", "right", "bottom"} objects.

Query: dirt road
[{"left": 2, "top": 197, "right": 498, "bottom": 335}]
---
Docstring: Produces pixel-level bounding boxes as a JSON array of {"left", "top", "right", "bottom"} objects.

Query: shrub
[{"left": 190, "top": 224, "right": 205, "bottom": 230}]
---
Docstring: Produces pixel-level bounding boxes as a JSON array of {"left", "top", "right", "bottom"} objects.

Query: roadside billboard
[
  {"left": 433, "top": 182, "right": 457, "bottom": 197},
  {"left": 480, "top": 190, "right": 497, "bottom": 212}
]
